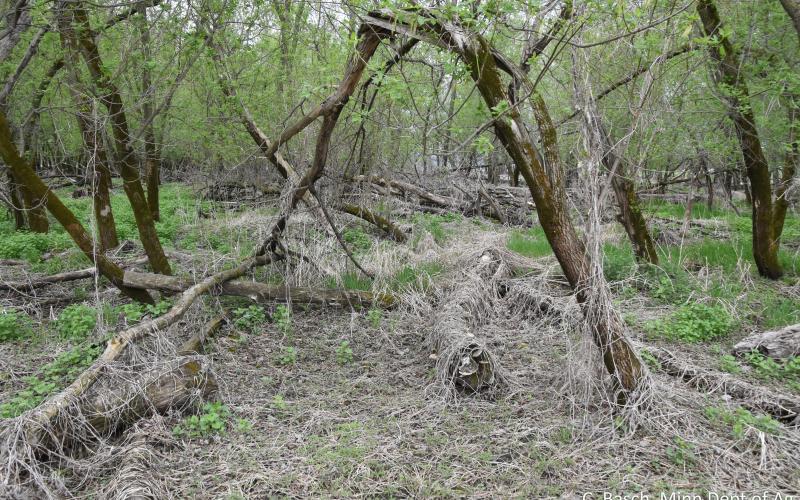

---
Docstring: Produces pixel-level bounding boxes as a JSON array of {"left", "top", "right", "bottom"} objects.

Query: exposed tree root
[{"left": 648, "top": 346, "right": 800, "bottom": 425}]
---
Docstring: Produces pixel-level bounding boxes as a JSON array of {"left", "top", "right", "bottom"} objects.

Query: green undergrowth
[
  {"left": 0, "top": 183, "right": 207, "bottom": 264},
  {"left": 704, "top": 406, "right": 781, "bottom": 439},
  {"left": 645, "top": 302, "right": 735, "bottom": 342},
  {"left": 0, "top": 309, "right": 35, "bottom": 341},
  {"left": 410, "top": 212, "right": 461, "bottom": 246},
  {"left": 506, "top": 227, "right": 551, "bottom": 259},
  {"left": 0, "top": 343, "right": 102, "bottom": 418}
]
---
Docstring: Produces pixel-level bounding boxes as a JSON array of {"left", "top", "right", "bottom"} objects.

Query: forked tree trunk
[
  {"left": 58, "top": 0, "right": 171, "bottom": 276},
  {"left": 58, "top": 7, "right": 120, "bottom": 250},
  {"left": 697, "top": 0, "right": 783, "bottom": 279},
  {"left": 0, "top": 110, "right": 153, "bottom": 303}
]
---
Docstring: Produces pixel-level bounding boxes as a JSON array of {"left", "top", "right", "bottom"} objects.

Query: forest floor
[{"left": 1, "top": 183, "right": 800, "bottom": 498}]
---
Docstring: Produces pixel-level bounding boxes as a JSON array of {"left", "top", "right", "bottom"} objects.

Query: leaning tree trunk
[
  {"left": 458, "top": 32, "right": 643, "bottom": 394},
  {"left": 359, "top": 10, "right": 644, "bottom": 395},
  {"left": 0, "top": 110, "right": 153, "bottom": 303},
  {"left": 774, "top": 93, "right": 798, "bottom": 241},
  {"left": 584, "top": 104, "right": 658, "bottom": 264},
  {"left": 58, "top": 5, "right": 120, "bottom": 250},
  {"left": 697, "top": 0, "right": 783, "bottom": 279}
]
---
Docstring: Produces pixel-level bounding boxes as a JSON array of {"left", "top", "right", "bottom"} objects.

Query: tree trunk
[
  {"left": 122, "top": 270, "right": 397, "bottom": 309},
  {"left": 137, "top": 2, "right": 160, "bottom": 222},
  {"left": 585, "top": 106, "right": 658, "bottom": 264},
  {"left": 0, "top": 110, "right": 153, "bottom": 303},
  {"left": 779, "top": 0, "right": 800, "bottom": 41},
  {"left": 7, "top": 171, "right": 27, "bottom": 229},
  {"left": 774, "top": 93, "right": 798, "bottom": 242},
  {"left": 358, "top": 10, "right": 644, "bottom": 395},
  {"left": 59, "top": 0, "right": 171, "bottom": 276},
  {"left": 697, "top": 0, "right": 782, "bottom": 279}
]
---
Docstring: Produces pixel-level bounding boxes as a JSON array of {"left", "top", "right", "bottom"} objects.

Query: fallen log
[
  {"left": 10, "top": 255, "right": 268, "bottom": 453},
  {"left": 0, "top": 256, "right": 149, "bottom": 292},
  {"left": 122, "top": 270, "right": 397, "bottom": 309},
  {"left": 340, "top": 202, "right": 408, "bottom": 242},
  {"left": 353, "top": 174, "right": 460, "bottom": 209},
  {"left": 429, "top": 248, "right": 512, "bottom": 393},
  {"left": 58, "top": 358, "right": 217, "bottom": 450},
  {"left": 178, "top": 311, "right": 230, "bottom": 355},
  {"left": 648, "top": 346, "right": 799, "bottom": 425},
  {"left": 732, "top": 324, "right": 800, "bottom": 359}
]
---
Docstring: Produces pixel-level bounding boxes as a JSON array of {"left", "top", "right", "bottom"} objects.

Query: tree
[
  {"left": 696, "top": 0, "right": 785, "bottom": 279},
  {"left": 56, "top": 0, "right": 171, "bottom": 275},
  {"left": 0, "top": 110, "right": 153, "bottom": 303}
]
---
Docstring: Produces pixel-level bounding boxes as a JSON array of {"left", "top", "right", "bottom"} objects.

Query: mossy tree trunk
[
  {"left": 58, "top": 21, "right": 119, "bottom": 251},
  {"left": 137, "top": 1, "right": 160, "bottom": 222},
  {"left": 0, "top": 110, "right": 153, "bottom": 303},
  {"left": 360, "top": 10, "right": 644, "bottom": 395},
  {"left": 58, "top": 0, "right": 171, "bottom": 275},
  {"left": 697, "top": 0, "right": 783, "bottom": 279}
]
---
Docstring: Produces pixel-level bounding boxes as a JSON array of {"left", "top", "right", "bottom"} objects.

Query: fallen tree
[
  {"left": 428, "top": 248, "right": 512, "bottom": 393},
  {"left": 122, "top": 270, "right": 397, "bottom": 309},
  {"left": 1, "top": 253, "right": 271, "bottom": 479},
  {"left": 732, "top": 324, "right": 800, "bottom": 360},
  {"left": 648, "top": 346, "right": 799, "bottom": 424}
]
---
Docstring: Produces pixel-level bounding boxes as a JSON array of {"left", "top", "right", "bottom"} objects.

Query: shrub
[
  {"left": 55, "top": 304, "right": 97, "bottom": 340},
  {"left": 0, "top": 309, "right": 33, "bottom": 341},
  {"left": 646, "top": 303, "right": 734, "bottom": 342}
]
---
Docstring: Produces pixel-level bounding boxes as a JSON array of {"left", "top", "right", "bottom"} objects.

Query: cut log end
[{"left": 447, "top": 343, "right": 496, "bottom": 392}]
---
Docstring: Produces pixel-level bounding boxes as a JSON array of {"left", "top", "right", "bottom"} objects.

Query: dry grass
[{"left": 1, "top": 214, "right": 799, "bottom": 497}]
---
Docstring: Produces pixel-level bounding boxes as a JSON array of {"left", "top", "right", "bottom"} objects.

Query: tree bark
[
  {"left": 58, "top": 0, "right": 171, "bottom": 276},
  {"left": 0, "top": 110, "right": 153, "bottom": 303},
  {"left": 697, "top": 0, "right": 782, "bottom": 279},
  {"left": 649, "top": 346, "right": 799, "bottom": 424},
  {"left": 137, "top": 2, "right": 160, "bottom": 221},
  {"left": 732, "top": 324, "right": 800, "bottom": 360},
  {"left": 774, "top": 93, "right": 798, "bottom": 242},
  {"left": 779, "top": 0, "right": 800, "bottom": 41},
  {"left": 122, "top": 270, "right": 397, "bottom": 308}
]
